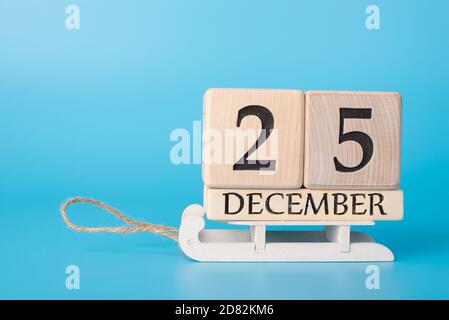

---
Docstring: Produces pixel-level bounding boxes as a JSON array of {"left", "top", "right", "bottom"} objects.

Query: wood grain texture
[
  {"left": 204, "top": 187, "right": 404, "bottom": 221},
  {"left": 203, "top": 88, "right": 304, "bottom": 189},
  {"left": 304, "top": 91, "right": 402, "bottom": 189}
]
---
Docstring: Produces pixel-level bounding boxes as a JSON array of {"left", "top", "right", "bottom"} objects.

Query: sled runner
[{"left": 178, "top": 204, "right": 394, "bottom": 262}]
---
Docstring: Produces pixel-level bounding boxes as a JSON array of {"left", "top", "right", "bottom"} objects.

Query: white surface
[{"left": 179, "top": 204, "right": 394, "bottom": 262}]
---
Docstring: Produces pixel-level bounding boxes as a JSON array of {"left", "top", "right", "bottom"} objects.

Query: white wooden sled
[{"left": 178, "top": 204, "right": 394, "bottom": 262}]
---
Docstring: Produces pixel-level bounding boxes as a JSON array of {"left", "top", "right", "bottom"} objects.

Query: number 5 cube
[{"left": 304, "top": 91, "right": 402, "bottom": 189}]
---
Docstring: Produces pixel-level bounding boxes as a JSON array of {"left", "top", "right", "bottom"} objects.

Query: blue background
[{"left": 1, "top": 0, "right": 448, "bottom": 299}]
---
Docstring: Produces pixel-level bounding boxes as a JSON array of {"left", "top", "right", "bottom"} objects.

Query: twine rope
[{"left": 60, "top": 197, "right": 178, "bottom": 241}]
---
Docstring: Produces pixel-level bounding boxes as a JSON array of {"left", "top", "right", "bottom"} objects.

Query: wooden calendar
[
  {"left": 178, "top": 88, "right": 404, "bottom": 262},
  {"left": 203, "top": 88, "right": 403, "bottom": 221}
]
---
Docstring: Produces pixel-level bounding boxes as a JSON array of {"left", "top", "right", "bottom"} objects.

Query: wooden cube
[
  {"left": 204, "top": 187, "right": 404, "bottom": 221},
  {"left": 203, "top": 88, "right": 304, "bottom": 189},
  {"left": 304, "top": 91, "right": 402, "bottom": 189}
]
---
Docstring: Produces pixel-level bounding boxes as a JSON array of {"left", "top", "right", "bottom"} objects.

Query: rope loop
[{"left": 60, "top": 197, "right": 178, "bottom": 241}]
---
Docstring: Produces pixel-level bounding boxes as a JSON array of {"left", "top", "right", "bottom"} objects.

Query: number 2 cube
[
  {"left": 304, "top": 91, "right": 402, "bottom": 189},
  {"left": 203, "top": 88, "right": 305, "bottom": 189}
]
